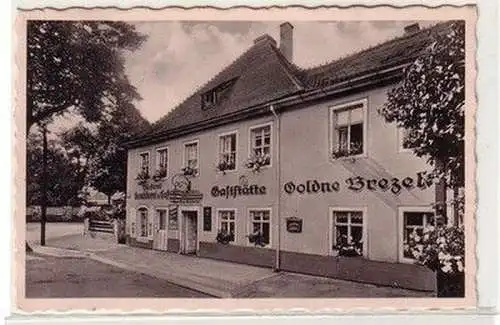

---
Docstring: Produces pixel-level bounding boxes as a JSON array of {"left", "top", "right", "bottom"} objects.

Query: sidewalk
[{"left": 30, "top": 234, "right": 434, "bottom": 298}]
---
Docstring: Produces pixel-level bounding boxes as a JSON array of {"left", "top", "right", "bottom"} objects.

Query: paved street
[
  {"left": 26, "top": 253, "right": 209, "bottom": 298},
  {"left": 26, "top": 222, "right": 84, "bottom": 245}
]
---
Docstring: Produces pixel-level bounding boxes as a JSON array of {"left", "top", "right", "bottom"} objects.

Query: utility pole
[{"left": 40, "top": 126, "right": 48, "bottom": 246}]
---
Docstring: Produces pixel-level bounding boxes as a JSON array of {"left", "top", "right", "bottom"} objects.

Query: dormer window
[{"left": 201, "top": 77, "right": 238, "bottom": 110}]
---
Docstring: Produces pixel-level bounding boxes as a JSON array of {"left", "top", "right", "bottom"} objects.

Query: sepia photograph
[{"left": 18, "top": 6, "right": 475, "bottom": 310}]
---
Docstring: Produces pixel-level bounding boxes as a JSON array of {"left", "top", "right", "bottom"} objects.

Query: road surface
[{"left": 26, "top": 253, "right": 210, "bottom": 298}]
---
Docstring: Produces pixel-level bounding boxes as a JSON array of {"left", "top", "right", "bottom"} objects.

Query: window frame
[
  {"left": 248, "top": 122, "right": 273, "bottom": 169},
  {"left": 398, "top": 206, "right": 435, "bottom": 263},
  {"left": 138, "top": 151, "right": 150, "bottom": 175},
  {"left": 329, "top": 98, "right": 368, "bottom": 160},
  {"left": 217, "top": 208, "right": 237, "bottom": 243},
  {"left": 397, "top": 127, "right": 416, "bottom": 153},
  {"left": 328, "top": 206, "right": 368, "bottom": 258},
  {"left": 217, "top": 130, "right": 238, "bottom": 173},
  {"left": 136, "top": 206, "right": 151, "bottom": 240},
  {"left": 183, "top": 139, "right": 200, "bottom": 176},
  {"left": 155, "top": 207, "right": 168, "bottom": 232},
  {"left": 247, "top": 207, "right": 272, "bottom": 248},
  {"left": 155, "top": 146, "right": 169, "bottom": 178}
]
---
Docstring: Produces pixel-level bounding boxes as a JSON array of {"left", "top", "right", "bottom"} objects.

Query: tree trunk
[
  {"left": 434, "top": 160, "right": 447, "bottom": 226},
  {"left": 40, "top": 128, "right": 48, "bottom": 246},
  {"left": 107, "top": 194, "right": 111, "bottom": 205}
]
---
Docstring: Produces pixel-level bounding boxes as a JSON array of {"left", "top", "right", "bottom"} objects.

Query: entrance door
[
  {"left": 154, "top": 209, "right": 168, "bottom": 251},
  {"left": 182, "top": 210, "right": 198, "bottom": 254}
]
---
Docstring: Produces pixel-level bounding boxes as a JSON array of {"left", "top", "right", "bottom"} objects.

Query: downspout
[{"left": 270, "top": 104, "right": 281, "bottom": 272}]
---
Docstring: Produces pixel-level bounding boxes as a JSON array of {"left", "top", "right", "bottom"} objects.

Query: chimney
[
  {"left": 404, "top": 23, "right": 420, "bottom": 35},
  {"left": 279, "top": 22, "right": 294, "bottom": 62}
]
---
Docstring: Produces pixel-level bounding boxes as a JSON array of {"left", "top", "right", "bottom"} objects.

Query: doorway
[
  {"left": 153, "top": 209, "right": 168, "bottom": 251},
  {"left": 181, "top": 209, "right": 198, "bottom": 255}
]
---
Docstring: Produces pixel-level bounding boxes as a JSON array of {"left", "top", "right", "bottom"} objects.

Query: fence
[{"left": 84, "top": 218, "right": 125, "bottom": 243}]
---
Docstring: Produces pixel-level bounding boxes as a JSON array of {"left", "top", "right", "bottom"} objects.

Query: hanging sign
[{"left": 286, "top": 217, "right": 303, "bottom": 233}]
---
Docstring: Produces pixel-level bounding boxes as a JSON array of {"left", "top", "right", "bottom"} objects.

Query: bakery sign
[
  {"left": 286, "top": 217, "right": 303, "bottom": 233},
  {"left": 283, "top": 171, "right": 436, "bottom": 196}
]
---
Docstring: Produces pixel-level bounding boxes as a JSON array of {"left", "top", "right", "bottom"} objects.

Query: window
[
  {"left": 249, "top": 209, "right": 271, "bottom": 246},
  {"left": 184, "top": 141, "right": 199, "bottom": 174},
  {"left": 398, "top": 127, "right": 417, "bottom": 151},
  {"left": 156, "top": 147, "right": 168, "bottom": 177},
  {"left": 218, "top": 133, "right": 237, "bottom": 171},
  {"left": 218, "top": 210, "right": 236, "bottom": 242},
  {"left": 139, "top": 152, "right": 150, "bottom": 175},
  {"left": 250, "top": 124, "right": 271, "bottom": 166},
  {"left": 332, "top": 209, "right": 364, "bottom": 257},
  {"left": 201, "top": 78, "right": 238, "bottom": 110},
  {"left": 401, "top": 210, "right": 435, "bottom": 261},
  {"left": 137, "top": 207, "right": 149, "bottom": 237},
  {"left": 331, "top": 100, "right": 366, "bottom": 158}
]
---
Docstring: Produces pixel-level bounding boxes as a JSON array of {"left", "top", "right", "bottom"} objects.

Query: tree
[
  {"left": 26, "top": 20, "right": 146, "bottom": 246},
  {"left": 27, "top": 129, "right": 86, "bottom": 207},
  {"left": 64, "top": 102, "right": 150, "bottom": 203},
  {"left": 378, "top": 21, "right": 465, "bottom": 223}
]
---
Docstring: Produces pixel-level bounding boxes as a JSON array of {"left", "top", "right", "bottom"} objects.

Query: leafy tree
[
  {"left": 26, "top": 20, "right": 146, "bottom": 246},
  {"left": 27, "top": 130, "right": 86, "bottom": 207},
  {"left": 378, "top": 21, "right": 465, "bottom": 222}
]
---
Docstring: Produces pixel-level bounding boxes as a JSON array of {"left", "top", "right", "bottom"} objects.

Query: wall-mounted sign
[
  {"left": 203, "top": 207, "right": 212, "bottom": 232},
  {"left": 134, "top": 189, "right": 203, "bottom": 203},
  {"left": 211, "top": 184, "right": 266, "bottom": 199},
  {"left": 283, "top": 171, "right": 436, "bottom": 196},
  {"left": 286, "top": 217, "right": 303, "bottom": 233},
  {"left": 141, "top": 182, "right": 162, "bottom": 191}
]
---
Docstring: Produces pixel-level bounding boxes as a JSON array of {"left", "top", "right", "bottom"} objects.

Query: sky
[{"left": 124, "top": 20, "right": 437, "bottom": 124}]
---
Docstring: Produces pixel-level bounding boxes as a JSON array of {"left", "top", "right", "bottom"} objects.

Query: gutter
[
  {"left": 125, "top": 63, "right": 409, "bottom": 149},
  {"left": 269, "top": 104, "right": 281, "bottom": 272}
]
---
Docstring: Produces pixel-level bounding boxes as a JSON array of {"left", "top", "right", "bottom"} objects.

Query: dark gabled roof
[
  {"left": 138, "top": 36, "right": 303, "bottom": 139},
  {"left": 128, "top": 21, "right": 456, "bottom": 148},
  {"left": 298, "top": 21, "right": 455, "bottom": 89}
]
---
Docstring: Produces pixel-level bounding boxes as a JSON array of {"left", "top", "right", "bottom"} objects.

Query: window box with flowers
[
  {"left": 245, "top": 152, "right": 271, "bottom": 173},
  {"left": 334, "top": 235, "right": 363, "bottom": 257},
  {"left": 247, "top": 231, "right": 267, "bottom": 247},
  {"left": 216, "top": 230, "right": 234, "bottom": 245},
  {"left": 406, "top": 224, "right": 465, "bottom": 297},
  {"left": 152, "top": 166, "right": 167, "bottom": 182},
  {"left": 332, "top": 141, "right": 363, "bottom": 159},
  {"left": 181, "top": 166, "right": 198, "bottom": 177},
  {"left": 216, "top": 160, "right": 235, "bottom": 175},
  {"left": 135, "top": 170, "right": 150, "bottom": 186}
]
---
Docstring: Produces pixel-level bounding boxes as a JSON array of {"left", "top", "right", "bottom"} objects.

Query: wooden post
[{"left": 40, "top": 127, "right": 48, "bottom": 246}]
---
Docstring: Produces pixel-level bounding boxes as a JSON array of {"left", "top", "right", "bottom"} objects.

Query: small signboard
[
  {"left": 286, "top": 217, "right": 303, "bottom": 233},
  {"left": 203, "top": 207, "right": 212, "bottom": 232}
]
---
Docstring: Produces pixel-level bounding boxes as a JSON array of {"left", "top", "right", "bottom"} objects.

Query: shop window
[
  {"left": 401, "top": 210, "right": 435, "bottom": 261},
  {"left": 137, "top": 207, "right": 149, "bottom": 237},
  {"left": 249, "top": 209, "right": 271, "bottom": 246},
  {"left": 332, "top": 210, "right": 364, "bottom": 257},
  {"left": 155, "top": 147, "right": 168, "bottom": 178},
  {"left": 218, "top": 209, "right": 236, "bottom": 242},
  {"left": 218, "top": 132, "right": 237, "bottom": 172},
  {"left": 139, "top": 152, "right": 150, "bottom": 175},
  {"left": 249, "top": 124, "right": 271, "bottom": 166},
  {"left": 330, "top": 100, "right": 366, "bottom": 158},
  {"left": 184, "top": 141, "right": 199, "bottom": 175}
]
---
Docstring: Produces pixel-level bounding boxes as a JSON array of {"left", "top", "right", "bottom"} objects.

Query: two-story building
[{"left": 124, "top": 21, "right": 458, "bottom": 292}]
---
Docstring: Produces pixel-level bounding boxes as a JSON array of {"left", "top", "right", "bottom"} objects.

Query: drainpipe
[{"left": 270, "top": 104, "right": 281, "bottom": 272}]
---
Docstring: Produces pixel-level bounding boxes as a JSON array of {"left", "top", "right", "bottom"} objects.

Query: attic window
[{"left": 201, "top": 77, "right": 238, "bottom": 110}]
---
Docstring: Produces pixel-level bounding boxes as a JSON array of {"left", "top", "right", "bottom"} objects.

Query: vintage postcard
[{"left": 14, "top": 5, "right": 477, "bottom": 313}]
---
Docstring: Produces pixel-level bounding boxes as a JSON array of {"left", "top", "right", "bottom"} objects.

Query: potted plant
[
  {"left": 247, "top": 231, "right": 266, "bottom": 247},
  {"left": 244, "top": 152, "right": 270, "bottom": 173},
  {"left": 406, "top": 224, "right": 465, "bottom": 297},
  {"left": 181, "top": 166, "right": 198, "bottom": 177},
  {"left": 135, "top": 170, "right": 150, "bottom": 186},
  {"left": 216, "top": 160, "right": 235, "bottom": 175},
  {"left": 334, "top": 235, "right": 363, "bottom": 257},
  {"left": 152, "top": 166, "right": 167, "bottom": 181},
  {"left": 216, "top": 230, "right": 234, "bottom": 245},
  {"left": 332, "top": 142, "right": 362, "bottom": 159}
]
